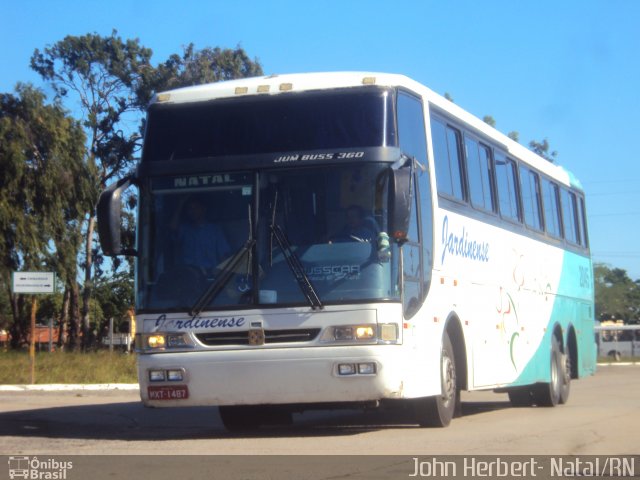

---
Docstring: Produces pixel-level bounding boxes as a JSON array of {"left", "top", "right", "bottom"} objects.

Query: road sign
[{"left": 11, "top": 272, "right": 56, "bottom": 294}]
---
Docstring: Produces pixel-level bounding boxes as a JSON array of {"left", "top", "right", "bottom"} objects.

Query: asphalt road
[{"left": 1, "top": 365, "right": 638, "bottom": 457}]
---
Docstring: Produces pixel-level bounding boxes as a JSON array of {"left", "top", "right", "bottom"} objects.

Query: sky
[{"left": 1, "top": 0, "right": 639, "bottom": 280}]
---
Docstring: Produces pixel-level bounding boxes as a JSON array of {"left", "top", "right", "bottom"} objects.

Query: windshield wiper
[
  {"left": 190, "top": 203, "right": 255, "bottom": 317},
  {"left": 270, "top": 222, "right": 323, "bottom": 310},
  {"left": 189, "top": 239, "right": 255, "bottom": 317}
]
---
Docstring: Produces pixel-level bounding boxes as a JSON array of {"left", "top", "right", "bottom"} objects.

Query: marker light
[
  {"left": 234, "top": 87, "right": 248, "bottom": 95},
  {"left": 279, "top": 83, "right": 293, "bottom": 91},
  {"left": 362, "top": 76, "right": 376, "bottom": 85},
  {"left": 380, "top": 323, "right": 398, "bottom": 342},
  {"left": 147, "top": 335, "right": 166, "bottom": 349}
]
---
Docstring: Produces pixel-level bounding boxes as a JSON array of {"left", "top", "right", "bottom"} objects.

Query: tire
[
  {"left": 219, "top": 406, "right": 263, "bottom": 432},
  {"left": 534, "top": 335, "right": 563, "bottom": 407},
  {"left": 414, "top": 332, "right": 457, "bottom": 427},
  {"left": 558, "top": 341, "right": 571, "bottom": 405}
]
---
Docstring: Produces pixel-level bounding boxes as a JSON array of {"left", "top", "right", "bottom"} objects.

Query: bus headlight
[
  {"left": 320, "top": 324, "right": 399, "bottom": 344},
  {"left": 140, "top": 333, "right": 193, "bottom": 352},
  {"left": 355, "top": 326, "right": 375, "bottom": 340},
  {"left": 322, "top": 325, "right": 377, "bottom": 343},
  {"left": 147, "top": 334, "right": 166, "bottom": 349}
]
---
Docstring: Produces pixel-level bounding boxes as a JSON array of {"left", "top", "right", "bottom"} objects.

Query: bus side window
[
  {"left": 465, "top": 135, "right": 495, "bottom": 212},
  {"left": 520, "top": 165, "right": 544, "bottom": 231},
  {"left": 495, "top": 152, "right": 520, "bottom": 222},
  {"left": 561, "top": 188, "right": 580, "bottom": 245},
  {"left": 579, "top": 196, "right": 589, "bottom": 248},
  {"left": 432, "top": 117, "right": 464, "bottom": 201},
  {"left": 542, "top": 179, "right": 562, "bottom": 238},
  {"left": 398, "top": 91, "right": 428, "bottom": 317}
]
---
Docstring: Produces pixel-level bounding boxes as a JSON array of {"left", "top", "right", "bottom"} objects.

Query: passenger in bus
[{"left": 170, "top": 196, "right": 231, "bottom": 273}]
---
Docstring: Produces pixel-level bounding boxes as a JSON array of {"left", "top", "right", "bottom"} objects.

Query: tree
[
  {"left": 31, "top": 31, "right": 153, "bottom": 349},
  {"left": 483, "top": 115, "right": 496, "bottom": 127},
  {"left": 30, "top": 33, "right": 264, "bottom": 349},
  {"left": 136, "top": 43, "right": 263, "bottom": 107},
  {"left": 594, "top": 264, "right": 640, "bottom": 322},
  {"left": 529, "top": 138, "right": 557, "bottom": 162},
  {"left": 0, "top": 84, "right": 89, "bottom": 347},
  {"left": 507, "top": 131, "right": 520, "bottom": 142}
]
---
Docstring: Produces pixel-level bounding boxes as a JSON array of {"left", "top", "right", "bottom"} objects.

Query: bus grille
[{"left": 195, "top": 328, "right": 321, "bottom": 346}]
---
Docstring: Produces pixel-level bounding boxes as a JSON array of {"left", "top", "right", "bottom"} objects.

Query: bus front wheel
[
  {"left": 219, "top": 405, "right": 263, "bottom": 432},
  {"left": 414, "top": 332, "right": 458, "bottom": 427}
]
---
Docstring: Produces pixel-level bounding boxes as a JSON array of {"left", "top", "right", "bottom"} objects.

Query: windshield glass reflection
[{"left": 138, "top": 165, "right": 399, "bottom": 312}]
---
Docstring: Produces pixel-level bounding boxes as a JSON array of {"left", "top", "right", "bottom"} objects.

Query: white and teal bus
[{"left": 98, "top": 72, "right": 596, "bottom": 430}]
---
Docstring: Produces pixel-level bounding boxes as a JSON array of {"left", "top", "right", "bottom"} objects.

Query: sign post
[{"left": 11, "top": 272, "right": 56, "bottom": 384}]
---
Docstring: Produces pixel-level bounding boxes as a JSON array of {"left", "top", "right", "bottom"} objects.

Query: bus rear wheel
[
  {"left": 534, "top": 336, "right": 564, "bottom": 407},
  {"left": 559, "top": 342, "right": 571, "bottom": 404},
  {"left": 414, "top": 332, "right": 458, "bottom": 427}
]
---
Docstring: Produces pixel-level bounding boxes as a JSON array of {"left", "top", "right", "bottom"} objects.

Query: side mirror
[
  {"left": 97, "top": 175, "right": 136, "bottom": 256},
  {"left": 389, "top": 162, "right": 413, "bottom": 244}
]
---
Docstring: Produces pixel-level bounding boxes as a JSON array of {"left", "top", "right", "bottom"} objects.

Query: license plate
[{"left": 148, "top": 385, "right": 189, "bottom": 400}]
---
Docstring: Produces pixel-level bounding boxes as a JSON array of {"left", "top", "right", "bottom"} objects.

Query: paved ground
[{"left": 1, "top": 365, "right": 637, "bottom": 457}]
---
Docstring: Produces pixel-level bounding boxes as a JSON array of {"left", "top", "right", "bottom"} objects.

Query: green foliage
[
  {"left": 529, "top": 137, "right": 558, "bottom": 162},
  {"left": 0, "top": 84, "right": 90, "bottom": 346},
  {"left": 594, "top": 263, "right": 640, "bottom": 322},
  {"left": 136, "top": 43, "right": 263, "bottom": 107},
  {"left": 507, "top": 131, "right": 520, "bottom": 142},
  {"left": 1, "top": 32, "right": 265, "bottom": 351},
  {"left": 31, "top": 30, "right": 152, "bottom": 186},
  {"left": 483, "top": 115, "right": 496, "bottom": 127},
  {"left": 93, "top": 271, "right": 134, "bottom": 330}
]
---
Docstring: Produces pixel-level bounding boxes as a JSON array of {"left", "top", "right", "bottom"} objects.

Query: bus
[{"left": 97, "top": 72, "right": 596, "bottom": 430}]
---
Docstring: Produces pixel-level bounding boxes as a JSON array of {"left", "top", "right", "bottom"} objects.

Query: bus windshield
[{"left": 138, "top": 163, "right": 400, "bottom": 312}]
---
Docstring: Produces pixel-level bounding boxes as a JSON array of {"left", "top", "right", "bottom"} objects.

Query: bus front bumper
[{"left": 137, "top": 345, "right": 431, "bottom": 408}]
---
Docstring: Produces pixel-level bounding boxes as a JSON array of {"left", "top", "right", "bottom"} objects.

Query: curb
[{"left": 0, "top": 383, "right": 139, "bottom": 392}]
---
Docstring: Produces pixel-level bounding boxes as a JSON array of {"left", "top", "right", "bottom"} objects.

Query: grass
[{"left": 0, "top": 349, "right": 138, "bottom": 384}]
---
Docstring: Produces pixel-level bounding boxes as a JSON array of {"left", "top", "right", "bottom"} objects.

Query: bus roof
[{"left": 151, "top": 72, "right": 581, "bottom": 190}]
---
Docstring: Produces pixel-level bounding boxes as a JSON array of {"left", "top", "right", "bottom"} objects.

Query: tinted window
[
  {"left": 398, "top": 92, "right": 428, "bottom": 166},
  {"left": 520, "top": 165, "right": 544, "bottom": 231},
  {"left": 397, "top": 92, "right": 432, "bottom": 305},
  {"left": 542, "top": 179, "right": 562, "bottom": 238},
  {"left": 432, "top": 117, "right": 464, "bottom": 200},
  {"left": 561, "top": 189, "right": 580, "bottom": 244},
  {"left": 143, "top": 88, "right": 395, "bottom": 161},
  {"left": 465, "top": 136, "right": 495, "bottom": 212},
  {"left": 579, "top": 197, "right": 589, "bottom": 248},
  {"left": 495, "top": 152, "right": 520, "bottom": 222}
]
